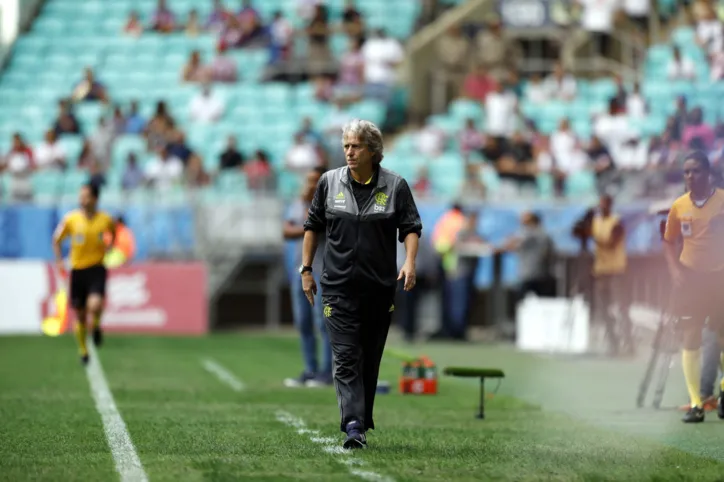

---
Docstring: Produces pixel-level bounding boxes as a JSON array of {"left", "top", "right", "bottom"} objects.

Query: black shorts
[
  {"left": 70, "top": 265, "right": 107, "bottom": 310},
  {"left": 672, "top": 267, "right": 724, "bottom": 333}
]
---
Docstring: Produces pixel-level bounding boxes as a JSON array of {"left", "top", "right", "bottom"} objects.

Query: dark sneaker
[
  {"left": 92, "top": 327, "right": 103, "bottom": 347},
  {"left": 283, "top": 372, "right": 315, "bottom": 388},
  {"left": 682, "top": 406, "right": 705, "bottom": 423},
  {"left": 343, "top": 421, "right": 367, "bottom": 449},
  {"left": 306, "top": 373, "right": 333, "bottom": 388},
  {"left": 81, "top": 354, "right": 89, "bottom": 366},
  {"left": 718, "top": 392, "right": 724, "bottom": 420}
]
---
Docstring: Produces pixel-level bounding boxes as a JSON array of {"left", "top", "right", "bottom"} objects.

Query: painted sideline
[
  {"left": 86, "top": 343, "right": 148, "bottom": 482},
  {"left": 201, "top": 358, "right": 246, "bottom": 391},
  {"left": 276, "top": 410, "right": 394, "bottom": 482}
]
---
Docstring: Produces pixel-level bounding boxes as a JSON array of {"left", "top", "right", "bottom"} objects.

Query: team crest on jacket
[{"left": 374, "top": 192, "right": 388, "bottom": 213}]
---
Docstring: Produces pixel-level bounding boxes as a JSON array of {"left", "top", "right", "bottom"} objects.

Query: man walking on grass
[{"left": 301, "top": 119, "right": 423, "bottom": 449}]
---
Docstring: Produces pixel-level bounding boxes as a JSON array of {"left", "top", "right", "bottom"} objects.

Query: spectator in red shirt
[
  {"left": 151, "top": 0, "right": 176, "bottom": 33},
  {"left": 123, "top": 11, "right": 144, "bottom": 36},
  {"left": 462, "top": 63, "right": 498, "bottom": 102},
  {"left": 245, "top": 149, "right": 274, "bottom": 192},
  {"left": 2, "top": 133, "right": 35, "bottom": 201},
  {"left": 683, "top": 107, "right": 715, "bottom": 150},
  {"left": 209, "top": 45, "right": 238, "bottom": 83}
]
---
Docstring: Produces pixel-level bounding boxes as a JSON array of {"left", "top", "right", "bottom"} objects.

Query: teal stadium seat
[{"left": 31, "top": 171, "right": 63, "bottom": 201}]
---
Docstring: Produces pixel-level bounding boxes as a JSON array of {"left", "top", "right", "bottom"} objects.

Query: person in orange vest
[
  {"left": 104, "top": 215, "right": 136, "bottom": 268},
  {"left": 430, "top": 203, "right": 468, "bottom": 340}
]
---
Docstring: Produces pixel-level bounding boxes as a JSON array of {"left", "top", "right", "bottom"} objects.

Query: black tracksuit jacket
[{"left": 303, "top": 166, "right": 423, "bottom": 295}]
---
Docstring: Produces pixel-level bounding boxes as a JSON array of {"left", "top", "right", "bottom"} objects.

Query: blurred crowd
[
  {"left": 6, "top": 0, "right": 724, "bottom": 203},
  {"left": 0, "top": 0, "right": 409, "bottom": 201},
  {"left": 403, "top": 1, "right": 724, "bottom": 202}
]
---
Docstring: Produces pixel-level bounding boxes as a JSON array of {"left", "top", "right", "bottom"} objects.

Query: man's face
[
  {"left": 599, "top": 196, "right": 612, "bottom": 213},
  {"left": 343, "top": 134, "right": 373, "bottom": 170},
  {"left": 684, "top": 159, "right": 709, "bottom": 192},
  {"left": 79, "top": 186, "right": 95, "bottom": 210}
]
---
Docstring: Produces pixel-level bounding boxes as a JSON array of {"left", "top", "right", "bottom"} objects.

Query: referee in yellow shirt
[
  {"left": 663, "top": 151, "right": 724, "bottom": 423},
  {"left": 52, "top": 183, "right": 115, "bottom": 365}
]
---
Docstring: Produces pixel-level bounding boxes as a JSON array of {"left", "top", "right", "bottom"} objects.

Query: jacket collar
[{"left": 341, "top": 166, "right": 386, "bottom": 189}]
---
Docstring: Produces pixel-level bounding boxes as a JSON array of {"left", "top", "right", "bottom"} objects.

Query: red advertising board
[
  {"left": 38, "top": 262, "right": 208, "bottom": 335},
  {"left": 102, "top": 263, "right": 208, "bottom": 334}
]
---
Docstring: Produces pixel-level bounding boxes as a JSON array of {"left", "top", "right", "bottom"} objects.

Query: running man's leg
[
  {"left": 700, "top": 326, "right": 721, "bottom": 400},
  {"left": 69, "top": 269, "right": 89, "bottom": 362},
  {"left": 86, "top": 266, "right": 108, "bottom": 347}
]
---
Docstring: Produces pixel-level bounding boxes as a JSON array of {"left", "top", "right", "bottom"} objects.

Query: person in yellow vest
[
  {"left": 590, "top": 194, "right": 633, "bottom": 356},
  {"left": 663, "top": 151, "right": 724, "bottom": 423},
  {"left": 52, "top": 183, "right": 115, "bottom": 366},
  {"left": 104, "top": 215, "right": 136, "bottom": 268}
]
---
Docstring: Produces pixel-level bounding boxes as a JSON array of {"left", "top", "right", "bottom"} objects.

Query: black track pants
[{"left": 322, "top": 290, "right": 395, "bottom": 432}]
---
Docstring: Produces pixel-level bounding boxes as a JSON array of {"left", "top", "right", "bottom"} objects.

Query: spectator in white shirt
[
  {"left": 543, "top": 62, "right": 577, "bottom": 101},
  {"left": 696, "top": 3, "right": 724, "bottom": 55},
  {"left": 667, "top": 46, "right": 697, "bottom": 80},
  {"left": 625, "top": 82, "right": 647, "bottom": 119},
  {"left": 285, "top": 133, "right": 322, "bottom": 174},
  {"left": 594, "top": 98, "right": 639, "bottom": 165},
  {"left": 189, "top": 84, "right": 225, "bottom": 123},
  {"left": 525, "top": 73, "right": 549, "bottom": 104},
  {"left": 577, "top": 0, "right": 619, "bottom": 56},
  {"left": 270, "top": 11, "right": 294, "bottom": 63},
  {"left": 34, "top": 130, "right": 67, "bottom": 170},
  {"left": 550, "top": 119, "right": 578, "bottom": 169},
  {"left": 415, "top": 120, "right": 447, "bottom": 158},
  {"left": 623, "top": 0, "right": 649, "bottom": 32},
  {"left": 485, "top": 83, "right": 517, "bottom": 138},
  {"left": 145, "top": 145, "right": 184, "bottom": 190},
  {"left": 361, "top": 28, "right": 404, "bottom": 101}
]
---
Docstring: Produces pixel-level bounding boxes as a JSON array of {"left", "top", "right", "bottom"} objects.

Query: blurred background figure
[
  {"left": 282, "top": 167, "right": 332, "bottom": 388},
  {"left": 104, "top": 215, "right": 136, "bottom": 268}
]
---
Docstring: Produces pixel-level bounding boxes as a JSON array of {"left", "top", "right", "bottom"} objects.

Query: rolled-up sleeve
[
  {"left": 304, "top": 174, "right": 328, "bottom": 232},
  {"left": 395, "top": 179, "right": 423, "bottom": 242}
]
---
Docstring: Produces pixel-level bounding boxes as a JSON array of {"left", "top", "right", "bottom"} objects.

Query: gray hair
[{"left": 341, "top": 119, "right": 384, "bottom": 164}]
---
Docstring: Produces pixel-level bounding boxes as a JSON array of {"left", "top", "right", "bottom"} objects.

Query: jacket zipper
[{"left": 348, "top": 185, "right": 381, "bottom": 285}]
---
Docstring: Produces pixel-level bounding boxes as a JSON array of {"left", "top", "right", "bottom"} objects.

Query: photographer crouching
[{"left": 573, "top": 194, "right": 633, "bottom": 356}]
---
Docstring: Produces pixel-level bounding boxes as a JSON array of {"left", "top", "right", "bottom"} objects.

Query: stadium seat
[{"left": 31, "top": 171, "right": 62, "bottom": 201}]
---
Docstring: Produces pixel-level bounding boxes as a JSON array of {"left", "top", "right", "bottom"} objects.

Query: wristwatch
[{"left": 299, "top": 265, "right": 313, "bottom": 275}]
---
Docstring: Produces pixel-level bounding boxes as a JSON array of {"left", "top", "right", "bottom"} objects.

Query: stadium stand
[{"left": 0, "top": 0, "right": 713, "bottom": 290}]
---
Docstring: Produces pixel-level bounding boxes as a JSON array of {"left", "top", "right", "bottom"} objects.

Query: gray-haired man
[{"left": 301, "top": 120, "right": 423, "bottom": 449}]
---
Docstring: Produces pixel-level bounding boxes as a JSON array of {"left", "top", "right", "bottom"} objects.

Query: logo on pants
[{"left": 323, "top": 305, "right": 332, "bottom": 317}]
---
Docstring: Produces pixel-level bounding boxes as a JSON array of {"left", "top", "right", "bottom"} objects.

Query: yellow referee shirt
[
  {"left": 663, "top": 189, "right": 724, "bottom": 272},
  {"left": 54, "top": 210, "right": 115, "bottom": 270}
]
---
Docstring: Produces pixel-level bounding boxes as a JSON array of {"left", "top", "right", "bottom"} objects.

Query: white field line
[
  {"left": 201, "top": 358, "right": 245, "bottom": 391},
  {"left": 275, "top": 411, "right": 394, "bottom": 482},
  {"left": 86, "top": 343, "right": 148, "bottom": 482}
]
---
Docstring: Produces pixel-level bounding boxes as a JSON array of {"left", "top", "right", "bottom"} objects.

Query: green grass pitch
[{"left": 1, "top": 333, "right": 724, "bottom": 481}]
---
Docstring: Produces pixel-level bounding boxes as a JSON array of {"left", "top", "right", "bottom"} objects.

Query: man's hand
[
  {"left": 302, "top": 272, "right": 317, "bottom": 306},
  {"left": 398, "top": 261, "right": 416, "bottom": 291}
]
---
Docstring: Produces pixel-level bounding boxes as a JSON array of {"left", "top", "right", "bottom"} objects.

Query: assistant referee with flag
[{"left": 301, "top": 119, "right": 422, "bottom": 449}]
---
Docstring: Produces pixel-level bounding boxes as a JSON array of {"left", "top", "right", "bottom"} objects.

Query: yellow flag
[{"left": 42, "top": 288, "right": 69, "bottom": 337}]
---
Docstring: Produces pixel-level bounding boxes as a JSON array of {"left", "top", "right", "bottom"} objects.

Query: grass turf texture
[{"left": 1, "top": 334, "right": 724, "bottom": 481}]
